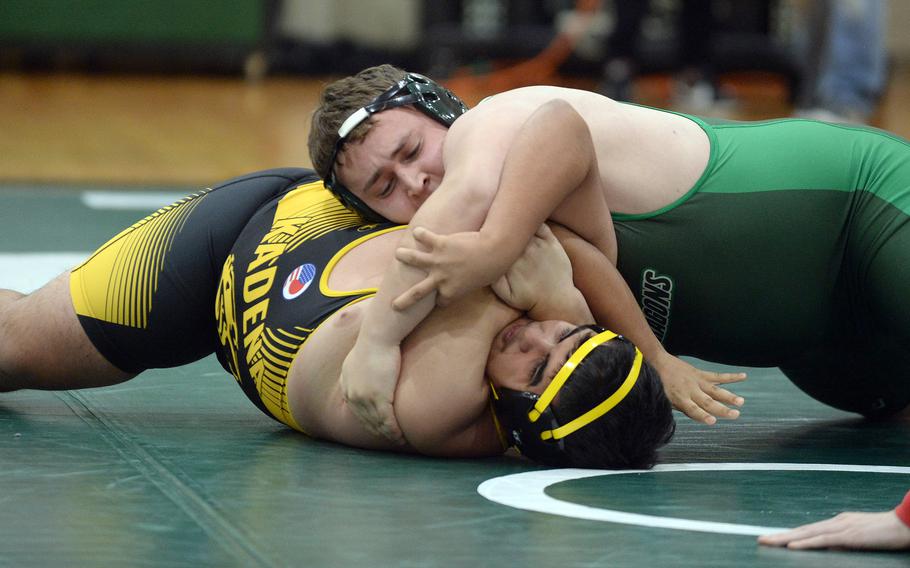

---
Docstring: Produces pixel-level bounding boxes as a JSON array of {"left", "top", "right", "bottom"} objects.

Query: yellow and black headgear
[
  {"left": 324, "top": 73, "right": 468, "bottom": 222},
  {"left": 490, "top": 327, "right": 643, "bottom": 464}
]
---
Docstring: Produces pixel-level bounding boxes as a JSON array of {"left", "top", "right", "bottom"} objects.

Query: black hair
[{"left": 548, "top": 338, "right": 676, "bottom": 469}]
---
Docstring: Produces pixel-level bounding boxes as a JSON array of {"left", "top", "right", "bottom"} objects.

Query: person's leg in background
[
  {"left": 794, "top": 0, "right": 889, "bottom": 123},
  {"left": 672, "top": 0, "right": 719, "bottom": 111},
  {"left": 599, "top": 0, "right": 650, "bottom": 101}
]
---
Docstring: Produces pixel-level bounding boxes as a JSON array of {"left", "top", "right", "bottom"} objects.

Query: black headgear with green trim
[
  {"left": 324, "top": 73, "right": 468, "bottom": 222},
  {"left": 491, "top": 327, "right": 644, "bottom": 465}
]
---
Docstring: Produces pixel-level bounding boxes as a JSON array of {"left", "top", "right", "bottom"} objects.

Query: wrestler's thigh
[
  {"left": 863, "top": 219, "right": 910, "bottom": 344},
  {"left": 780, "top": 333, "right": 910, "bottom": 418},
  {"left": 0, "top": 272, "right": 133, "bottom": 391}
]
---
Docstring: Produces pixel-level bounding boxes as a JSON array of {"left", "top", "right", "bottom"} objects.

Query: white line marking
[
  {"left": 81, "top": 191, "right": 186, "bottom": 210},
  {"left": 477, "top": 463, "right": 910, "bottom": 536},
  {"left": 0, "top": 253, "right": 90, "bottom": 293}
]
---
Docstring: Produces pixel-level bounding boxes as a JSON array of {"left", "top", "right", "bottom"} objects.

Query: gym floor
[{"left": 1, "top": 71, "right": 909, "bottom": 567}]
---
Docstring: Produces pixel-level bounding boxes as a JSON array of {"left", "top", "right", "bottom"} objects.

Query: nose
[
  {"left": 401, "top": 167, "right": 429, "bottom": 204},
  {"left": 517, "top": 323, "right": 553, "bottom": 353}
]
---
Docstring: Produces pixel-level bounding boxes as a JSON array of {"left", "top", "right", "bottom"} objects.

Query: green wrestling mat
[{"left": 1, "top": 186, "right": 908, "bottom": 568}]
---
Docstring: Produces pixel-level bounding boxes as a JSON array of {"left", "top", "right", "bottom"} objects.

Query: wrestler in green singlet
[{"left": 615, "top": 115, "right": 910, "bottom": 416}]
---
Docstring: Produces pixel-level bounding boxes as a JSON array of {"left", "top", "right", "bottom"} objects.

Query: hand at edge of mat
[
  {"left": 758, "top": 510, "right": 910, "bottom": 551},
  {"left": 651, "top": 353, "right": 746, "bottom": 425}
]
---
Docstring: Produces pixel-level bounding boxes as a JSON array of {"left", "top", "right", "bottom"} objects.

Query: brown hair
[{"left": 307, "top": 64, "right": 408, "bottom": 180}]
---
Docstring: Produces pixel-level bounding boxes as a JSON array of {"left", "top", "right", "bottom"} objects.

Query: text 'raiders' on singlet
[{"left": 215, "top": 180, "right": 403, "bottom": 431}]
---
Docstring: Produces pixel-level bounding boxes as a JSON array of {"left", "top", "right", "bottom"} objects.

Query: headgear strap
[
  {"left": 531, "top": 330, "right": 642, "bottom": 441},
  {"left": 324, "top": 73, "right": 467, "bottom": 222}
]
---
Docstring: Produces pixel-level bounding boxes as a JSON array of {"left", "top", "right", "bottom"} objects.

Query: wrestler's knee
[
  {"left": 0, "top": 291, "right": 29, "bottom": 390},
  {"left": 0, "top": 273, "right": 132, "bottom": 391}
]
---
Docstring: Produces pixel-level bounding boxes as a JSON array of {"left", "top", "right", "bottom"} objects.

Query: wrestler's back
[
  {"left": 613, "top": 118, "right": 910, "bottom": 369},
  {"left": 464, "top": 86, "right": 711, "bottom": 216}
]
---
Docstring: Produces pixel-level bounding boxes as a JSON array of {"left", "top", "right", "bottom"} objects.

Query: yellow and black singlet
[
  {"left": 70, "top": 167, "right": 402, "bottom": 430},
  {"left": 214, "top": 176, "right": 402, "bottom": 431},
  {"left": 70, "top": 168, "right": 316, "bottom": 373}
]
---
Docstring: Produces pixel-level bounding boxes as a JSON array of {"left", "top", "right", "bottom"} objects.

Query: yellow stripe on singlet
[
  {"left": 280, "top": 294, "right": 377, "bottom": 433},
  {"left": 277, "top": 225, "right": 406, "bottom": 433},
  {"left": 232, "top": 182, "right": 396, "bottom": 434},
  {"left": 70, "top": 192, "right": 207, "bottom": 328},
  {"left": 318, "top": 225, "right": 407, "bottom": 298}
]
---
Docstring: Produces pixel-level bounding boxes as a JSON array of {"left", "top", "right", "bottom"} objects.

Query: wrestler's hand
[
  {"left": 652, "top": 352, "right": 746, "bottom": 425},
  {"left": 491, "top": 224, "right": 574, "bottom": 312},
  {"left": 340, "top": 341, "right": 406, "bottom": 445},
  {"left": 394, "top": 227, "right": 504, "bottom": 310},
  {"left": 758, "top": 510, "right": 910, "bottom": 551}
]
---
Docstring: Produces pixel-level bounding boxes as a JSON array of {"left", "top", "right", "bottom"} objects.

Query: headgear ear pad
[{"left": 491, "top": 386, "right": 567, "bottom": 464}]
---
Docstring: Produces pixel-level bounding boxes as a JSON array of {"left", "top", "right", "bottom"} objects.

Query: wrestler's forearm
[
  {"left": 592, "top": 262, "right": 666, "bottom": 360},
  {"left": 527, "top": 286, "right": 592, "bottom": 324},
  {"left": 560, "top": 231, "right": 666, "bottom": 360},
  {"left": 356, "top": 103, "right": 595, "bottom": 342},
  {"left": 355, "top": 173, "right": 494, "bottom": 350},
  {"left": 353, "top": 264, "right": 434, "bottom": 352},
  {"left": 341, "top": 185, "right": 496, "bottom": 441},
  {"left": 480, "top": 99, "right": 599, "bottom": 263}
]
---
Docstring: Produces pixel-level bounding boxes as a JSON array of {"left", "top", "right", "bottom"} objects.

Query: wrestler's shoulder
[{"left": 454, "top": 86, "right": 614, "bottom": 139}]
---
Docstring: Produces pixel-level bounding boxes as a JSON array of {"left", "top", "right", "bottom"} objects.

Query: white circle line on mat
[{"left": 477, "top": 462, "right": 910, "bottom": 536}]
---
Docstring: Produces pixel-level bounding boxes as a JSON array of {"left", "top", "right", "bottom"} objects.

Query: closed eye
[
  {"left": 530, "top": 356, "right": 547, "bottom": 387},
  {"left": 377, "top": 178, "right": 395, "bottom": 199},
  {"left": 530, "top": 326, "right": 593, "bottom": 387},
  {"left": 405, "top": 142, "right": 421, "bottom": 161}
]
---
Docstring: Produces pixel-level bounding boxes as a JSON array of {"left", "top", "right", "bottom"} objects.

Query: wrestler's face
[
  {"left": 486, "top": 319, "right": 597, "bottom": 394},
  {"left": 335, "top": 107, "right": 447, "bottom": 223}
]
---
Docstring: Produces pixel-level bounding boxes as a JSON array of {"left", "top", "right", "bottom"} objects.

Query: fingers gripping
[
  {"left": 392, "top": 227, "right": 443, "bottom": 310},
  {"left": 395, "top": 247, "right": 434, "bottom": 270},
  {"left": 392, "top": 277, "right": 439, "bottom": 311},
  {"left": 412, "top": 226, "right": 439, "bottom": 249},
  {"left": 346, "top": 397, "right": 405, "bottom": 445}
]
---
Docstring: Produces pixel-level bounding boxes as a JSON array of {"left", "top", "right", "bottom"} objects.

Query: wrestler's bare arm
[
  {"left": 394, "top": 98, "right": 614, "bottom": 309},
  {"left": 335, "top": 152, "right": 501, "bottom": 442},
  {"left": 396, "top": 102, "right": 714, "bottom": 408},
  {"left": 290, "top": 290, "right": 515, "bottom": 456},
  {"left": 396, "top": 99, "right": 748, "bottom": 425},
  {"left": 338, "top": 98, "right": 620, "bottom": 441},
  {"left": 353, "top": 98, "right": 604, "bottom": 329},
  {"left": 393, "top": 289, "right": 516, "bottom": 457},
  {"left": 553, "top": 227, "right": 747, "bottom": 424}
]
